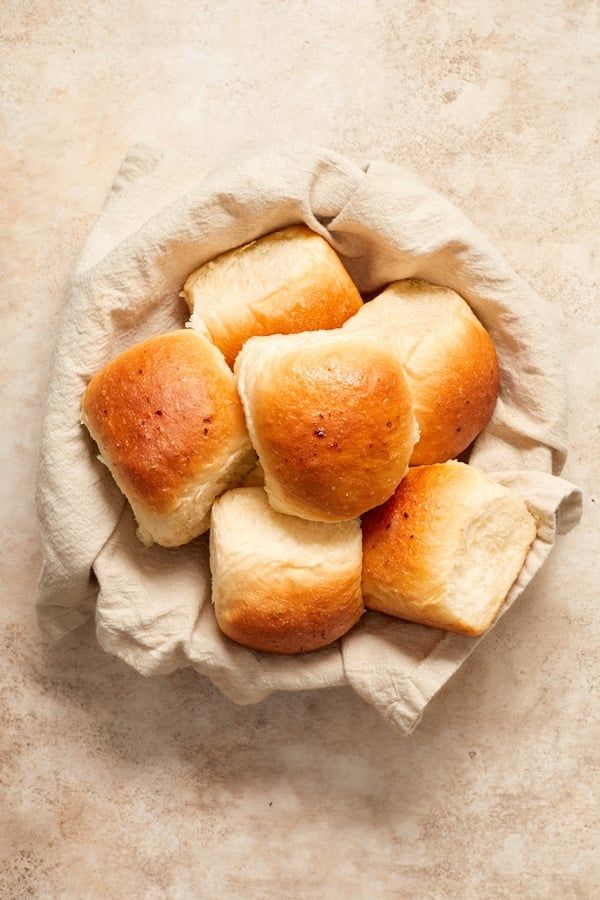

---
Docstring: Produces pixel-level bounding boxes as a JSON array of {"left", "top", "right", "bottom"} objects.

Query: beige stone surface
[{"left": 1, "top": 1, "right": 599, "bottom": 897}]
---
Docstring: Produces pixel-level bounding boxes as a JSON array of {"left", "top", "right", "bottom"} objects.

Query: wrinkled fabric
[{"left": 36, "top": 144, "right": 582, "bottom": 734}]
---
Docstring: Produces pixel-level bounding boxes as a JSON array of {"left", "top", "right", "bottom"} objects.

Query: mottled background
[{"left": 1, "top": 2, "right": 599, "bottom": 897}]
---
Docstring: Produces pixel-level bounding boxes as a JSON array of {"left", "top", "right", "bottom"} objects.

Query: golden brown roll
[
  {"left": 81, "top": 330, "right": 255, "bottom": 547},
  {"left": 183, "top": 225, "right": 362, "bottom": 367},
  {"left": 210, "top": 487, "right": 363, "bottom": 653},
  {"left": 343, "top": 279, "right": 499, "bottom": 464},
  {"left": 235, "top": 328, "right": 419, "bottom": 522},
  {"left": 361, "top": 462, "right": 537, "bottom": 636}
]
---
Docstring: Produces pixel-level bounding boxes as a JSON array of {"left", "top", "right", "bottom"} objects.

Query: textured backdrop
[{"left": 1, "top": 2, "right": 599, "bottom": 897}]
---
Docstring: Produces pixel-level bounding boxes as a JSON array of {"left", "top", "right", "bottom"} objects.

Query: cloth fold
[{"left": 36, "top": 144, "right": 581, "bottom": 734}]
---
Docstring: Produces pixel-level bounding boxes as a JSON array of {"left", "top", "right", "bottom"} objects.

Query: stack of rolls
[{"left": 82, "top": 225, "right": 537, "bottom": 653}]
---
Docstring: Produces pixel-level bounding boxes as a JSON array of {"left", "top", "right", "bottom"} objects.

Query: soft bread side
[
  {"left": 81, "top": 330, "right": 255, "bottom": 547},
  {"left": 210, "top": 487, "right": 363, "bottom": 653},
  {"left": 235, "top": 328, "right": 419, "bottom": 522},
  {"left": 343, "top": 279, "right": 499, "bottom": 464},
  {"left": 361, "top": 462, "right": 537, "bottom": 636},
  {"left": 183, "top": 225, "right": 363, "bottom": 366}
]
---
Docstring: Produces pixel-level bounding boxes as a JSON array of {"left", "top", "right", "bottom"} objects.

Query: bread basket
[{"left": 36, "top": 144, "right": 581, "bottom": 733}]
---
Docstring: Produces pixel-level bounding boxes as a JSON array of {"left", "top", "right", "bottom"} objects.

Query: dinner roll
[
  {"left": 183, "top": 225, "right": 362, "bottom": 367},
  {"left": 235, "top": 329, "right": 419, "bottom": 522},
  {"left": 343, "top": 279, "right": 499, "bottom": 464},
  {"left": 210, "top": 487, "right": 363, "bottom": 653},
  {"left": 361, "top": 462, "right": 537, "bottom": 636},
  {"left": 81, "top": 330, "right": 255, "bottom": 547}
]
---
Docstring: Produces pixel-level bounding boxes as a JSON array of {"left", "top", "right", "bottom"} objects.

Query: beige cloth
[{"left": 36, "top": 144, "right": 582, "bottom": 734}]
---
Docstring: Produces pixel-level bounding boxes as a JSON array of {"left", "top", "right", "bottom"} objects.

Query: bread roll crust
[
  {"left": 184, "top": 225, "right": 363, "bottom": 366},
  {"left": 81, "top": 330, "right": 254, "bottom": 546},
  {"left": 210, "top": 487, "right": 363, "bottom": 653},
  {"left": 362, "top": 462, "right": 537, "bottom": 635},
  {"left": 236, "top": 329, "right": 418, "bottom": 522},
  {"left": 217, "top": 573, "right": 362, "bottom": 654},
  {"left": 343, "top": 280, "right": 499, "bottom": 464}
]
